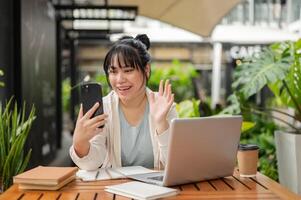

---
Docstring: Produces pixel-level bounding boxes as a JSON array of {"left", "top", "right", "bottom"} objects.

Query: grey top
[{"left": 119, "top": 102, "right": 154, "bottom": 168}]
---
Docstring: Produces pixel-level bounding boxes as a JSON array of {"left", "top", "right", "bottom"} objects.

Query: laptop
[{"left": 128, "top": 115, "right": 242, "bottom": 186}]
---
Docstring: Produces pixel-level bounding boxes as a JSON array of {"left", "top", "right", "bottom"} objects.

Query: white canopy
[{"left": 108, "top": 0, "right": 241, "bottom": 37}]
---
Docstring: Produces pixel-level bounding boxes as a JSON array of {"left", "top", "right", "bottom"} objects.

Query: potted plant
[
  {"left": 0, "top": 70, "right": 36, "bottom": 192},
  {"left": 222, "top": 39, "right": 301, "bottom": 194},
  {"left": 0, "top": 98, "right": 36, "bottom": 192}
]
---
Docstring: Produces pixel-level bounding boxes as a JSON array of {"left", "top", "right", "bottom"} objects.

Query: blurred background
[{"left": 1, "top": 0, "right": 301, "bottom": 193}]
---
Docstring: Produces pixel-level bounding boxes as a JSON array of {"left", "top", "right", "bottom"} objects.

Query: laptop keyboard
[{"left": 147, "top": 175, "right": 164, "bottom": 181}]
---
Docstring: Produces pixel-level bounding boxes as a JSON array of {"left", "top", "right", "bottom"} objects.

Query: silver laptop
[{"left": 128, "top": 115, "right": 242, "bottom": 186}]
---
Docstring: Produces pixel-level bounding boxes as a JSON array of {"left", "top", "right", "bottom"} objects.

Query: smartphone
[{"left": 80, "top": 82, "right": 104, "bottom": 127}]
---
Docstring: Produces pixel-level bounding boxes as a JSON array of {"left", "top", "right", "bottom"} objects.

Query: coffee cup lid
[{"left": 238, "top": 144, "right": 259, "bottom": 151}]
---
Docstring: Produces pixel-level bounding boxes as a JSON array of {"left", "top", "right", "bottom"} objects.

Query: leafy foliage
[
  {"left": 220, "top": 40, "right": 301, "bottom": 180},
  {"left": 62, "top": 78, "right": 71, "bottom": 112},
  {"left": 268, "top": 42, "right": 301, "bottom": 114},
  {"left": 232, "top": 44, "right": 292, "bottom": 99},
  {"left": 148, "top": 60, "right": 198, "bottom": 103},
  {"left": 176, "top": 99, "right": 200, "bottom": 118},
  {"left": 147, "top": 60, "right": 200, "bottom": 118},
  {"left": 0, "top": 98, "right": 36, "bottom": 191},
  {"left": 224, "top": 39, "right": 301, "bottom": 132},
  {"left": 92, "top": 73, "right": 111, "bottom": 96},
  {"left": 220, "top": 94, "right": 242, "bottom": 115},
  {"left": 241, "top": 121, "right": 256, "bottom": 133}
]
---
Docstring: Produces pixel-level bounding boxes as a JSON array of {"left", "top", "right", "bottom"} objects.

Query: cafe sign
[{"left": 230, "top": 45, "right": 262, "bottom": 59}]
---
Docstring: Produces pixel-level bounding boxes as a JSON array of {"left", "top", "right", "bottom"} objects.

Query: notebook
[
  {"left": 105, "top": 181, "right": 179, "bottom": 200},
  {"left": 17, "top": 175, "right": 75, "bottom": 190},
  {"left": 13, "top": 166, "right": 78, "bottom": 186}
]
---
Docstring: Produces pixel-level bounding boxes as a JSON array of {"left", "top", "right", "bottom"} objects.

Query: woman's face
[{"left": 108, "top": 55, "right": 148, "bottom": 102}]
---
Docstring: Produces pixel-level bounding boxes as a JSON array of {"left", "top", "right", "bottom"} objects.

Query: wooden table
[{"left": 1, "top": 170, "right": 300, "bottom": 200}]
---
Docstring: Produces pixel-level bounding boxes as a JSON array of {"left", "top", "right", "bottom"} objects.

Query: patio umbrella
[{"left": 108, "top": 0, "right": 241, "bottom": 37}]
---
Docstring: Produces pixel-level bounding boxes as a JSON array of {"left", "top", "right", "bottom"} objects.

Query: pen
[{"left": 95, "top": 170, "right": 100, "bottom": 180}]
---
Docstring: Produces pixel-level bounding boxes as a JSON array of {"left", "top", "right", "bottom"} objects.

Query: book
[
  {"left": 105, "top": 181, "right": 179, "bottom": 200},
  {"left": 13, "top": 166, "right": 78, "bottom": 186},
  {"left": 76, "top": 166, "right": 156, "bottom": 181},
  {"left": 17, "top": 175, "right": 75, "bottom": 190}
]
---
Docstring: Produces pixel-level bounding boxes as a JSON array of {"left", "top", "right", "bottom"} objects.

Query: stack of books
[{"left": 13, "top": 166, "right": 78, "bottom": 190}]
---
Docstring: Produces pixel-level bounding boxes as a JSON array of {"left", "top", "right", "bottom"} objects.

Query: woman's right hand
[{"left": 73, "top": 103, "right": 107, "bottom": 157}]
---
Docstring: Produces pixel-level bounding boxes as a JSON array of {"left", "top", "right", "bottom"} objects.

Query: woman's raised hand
[
  {"left": 149, "top": 80, "right": 174, "bottom": 134},
  {"left": 73, "top": 103, "right": 107, "bottom": 157}
]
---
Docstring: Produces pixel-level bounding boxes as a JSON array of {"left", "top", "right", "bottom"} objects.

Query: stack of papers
[
  {"left": 13, "top": 166, "right": 78, "bottom": 190},
  {"left": 105, "top": 181, "right": 179, "bottom": 200},
  {"left": 76, "top": 166, "right": 155, "bottom": 181}
]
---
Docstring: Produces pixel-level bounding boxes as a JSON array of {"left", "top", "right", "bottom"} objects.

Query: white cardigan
[{"left": 69, "top": 88, "right": 178, "bottom": 170}]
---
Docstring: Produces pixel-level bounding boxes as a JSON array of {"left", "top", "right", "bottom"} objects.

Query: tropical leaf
[
  {"left": 232, "top": 45, "right": 292, "bottom": 99},
  {"left": 219, "top": 94, "right": 242, "bottom": 115},
  {"left": 222, "top": 39, "right": 301, "bottom": 134},
  {"left": 268, "top": 41, "right": 301, "bottom": 116}
]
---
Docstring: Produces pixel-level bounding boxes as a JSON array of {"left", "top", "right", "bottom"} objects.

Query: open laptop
[{"left": 128, "top": 115, "right": 242, "bottom": 186}]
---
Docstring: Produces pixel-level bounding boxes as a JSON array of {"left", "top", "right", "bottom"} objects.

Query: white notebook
[
  {"left": 105, "top": 181, "right": 179, "bottom": 200},
  {"left": 76, "top": 166, "right": 156, "bottom": 181}
]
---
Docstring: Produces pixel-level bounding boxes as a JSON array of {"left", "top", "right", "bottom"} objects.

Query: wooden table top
[{"left": 0, "top": 170, "right": 300, "bottom": 200}]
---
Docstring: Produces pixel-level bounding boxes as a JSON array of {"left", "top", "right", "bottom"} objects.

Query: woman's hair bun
[{"left": 135, "top": 34, "right": 150, "bottom": 50}]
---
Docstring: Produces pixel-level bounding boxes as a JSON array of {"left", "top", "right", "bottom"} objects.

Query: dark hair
[{"left": 103, "top": 34, "right": 151, "bottom": 87}]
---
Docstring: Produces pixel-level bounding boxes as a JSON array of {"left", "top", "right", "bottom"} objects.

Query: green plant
[
  {"left": 224, "top": 39, "right": 301, "bottom": 133},
  {"left": 0, "top": 98, "right": 36, "bottom": 191},
  {"left": 176, "top": 99, "right": 200, "bottom": 118},
  {"left": 241, "top": 121, "right": 256, "bottom": 133},
  {"left": 148, "top": 60, "right": 198, "bottom": 103},
  {"left": 92, "top": 73, "right": 111, "bottom": 96},
  {"left": 62, "top": 78, "right": 71, "bottom": 113},
  {"left": 221, "top": 40, "right": 301, "bottom": 181}
]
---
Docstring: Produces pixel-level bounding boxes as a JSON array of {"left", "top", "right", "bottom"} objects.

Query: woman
[{"left": 70, "top": 34, "right": 178, "bottom": 170}]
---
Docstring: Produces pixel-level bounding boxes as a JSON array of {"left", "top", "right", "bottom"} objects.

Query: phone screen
[{"left": 80, "top": 82, "right": 104, "bottom": 120}]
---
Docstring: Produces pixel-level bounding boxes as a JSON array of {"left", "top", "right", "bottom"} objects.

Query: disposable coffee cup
[{"left": 237, "top": 144, "right": 259, "bottom": 177}]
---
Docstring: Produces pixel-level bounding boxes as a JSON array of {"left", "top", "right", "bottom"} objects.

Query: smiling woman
[
  {"left": 70, "top": 34, "right": 178, "bottom": 170},
  {"left": 104, "top": 36, "right": 150, "bottom": 98}
]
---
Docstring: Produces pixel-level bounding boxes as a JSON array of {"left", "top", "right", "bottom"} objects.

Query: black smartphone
[{"left": 80, "top": 82, "right": 104, "bottom": 127}]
